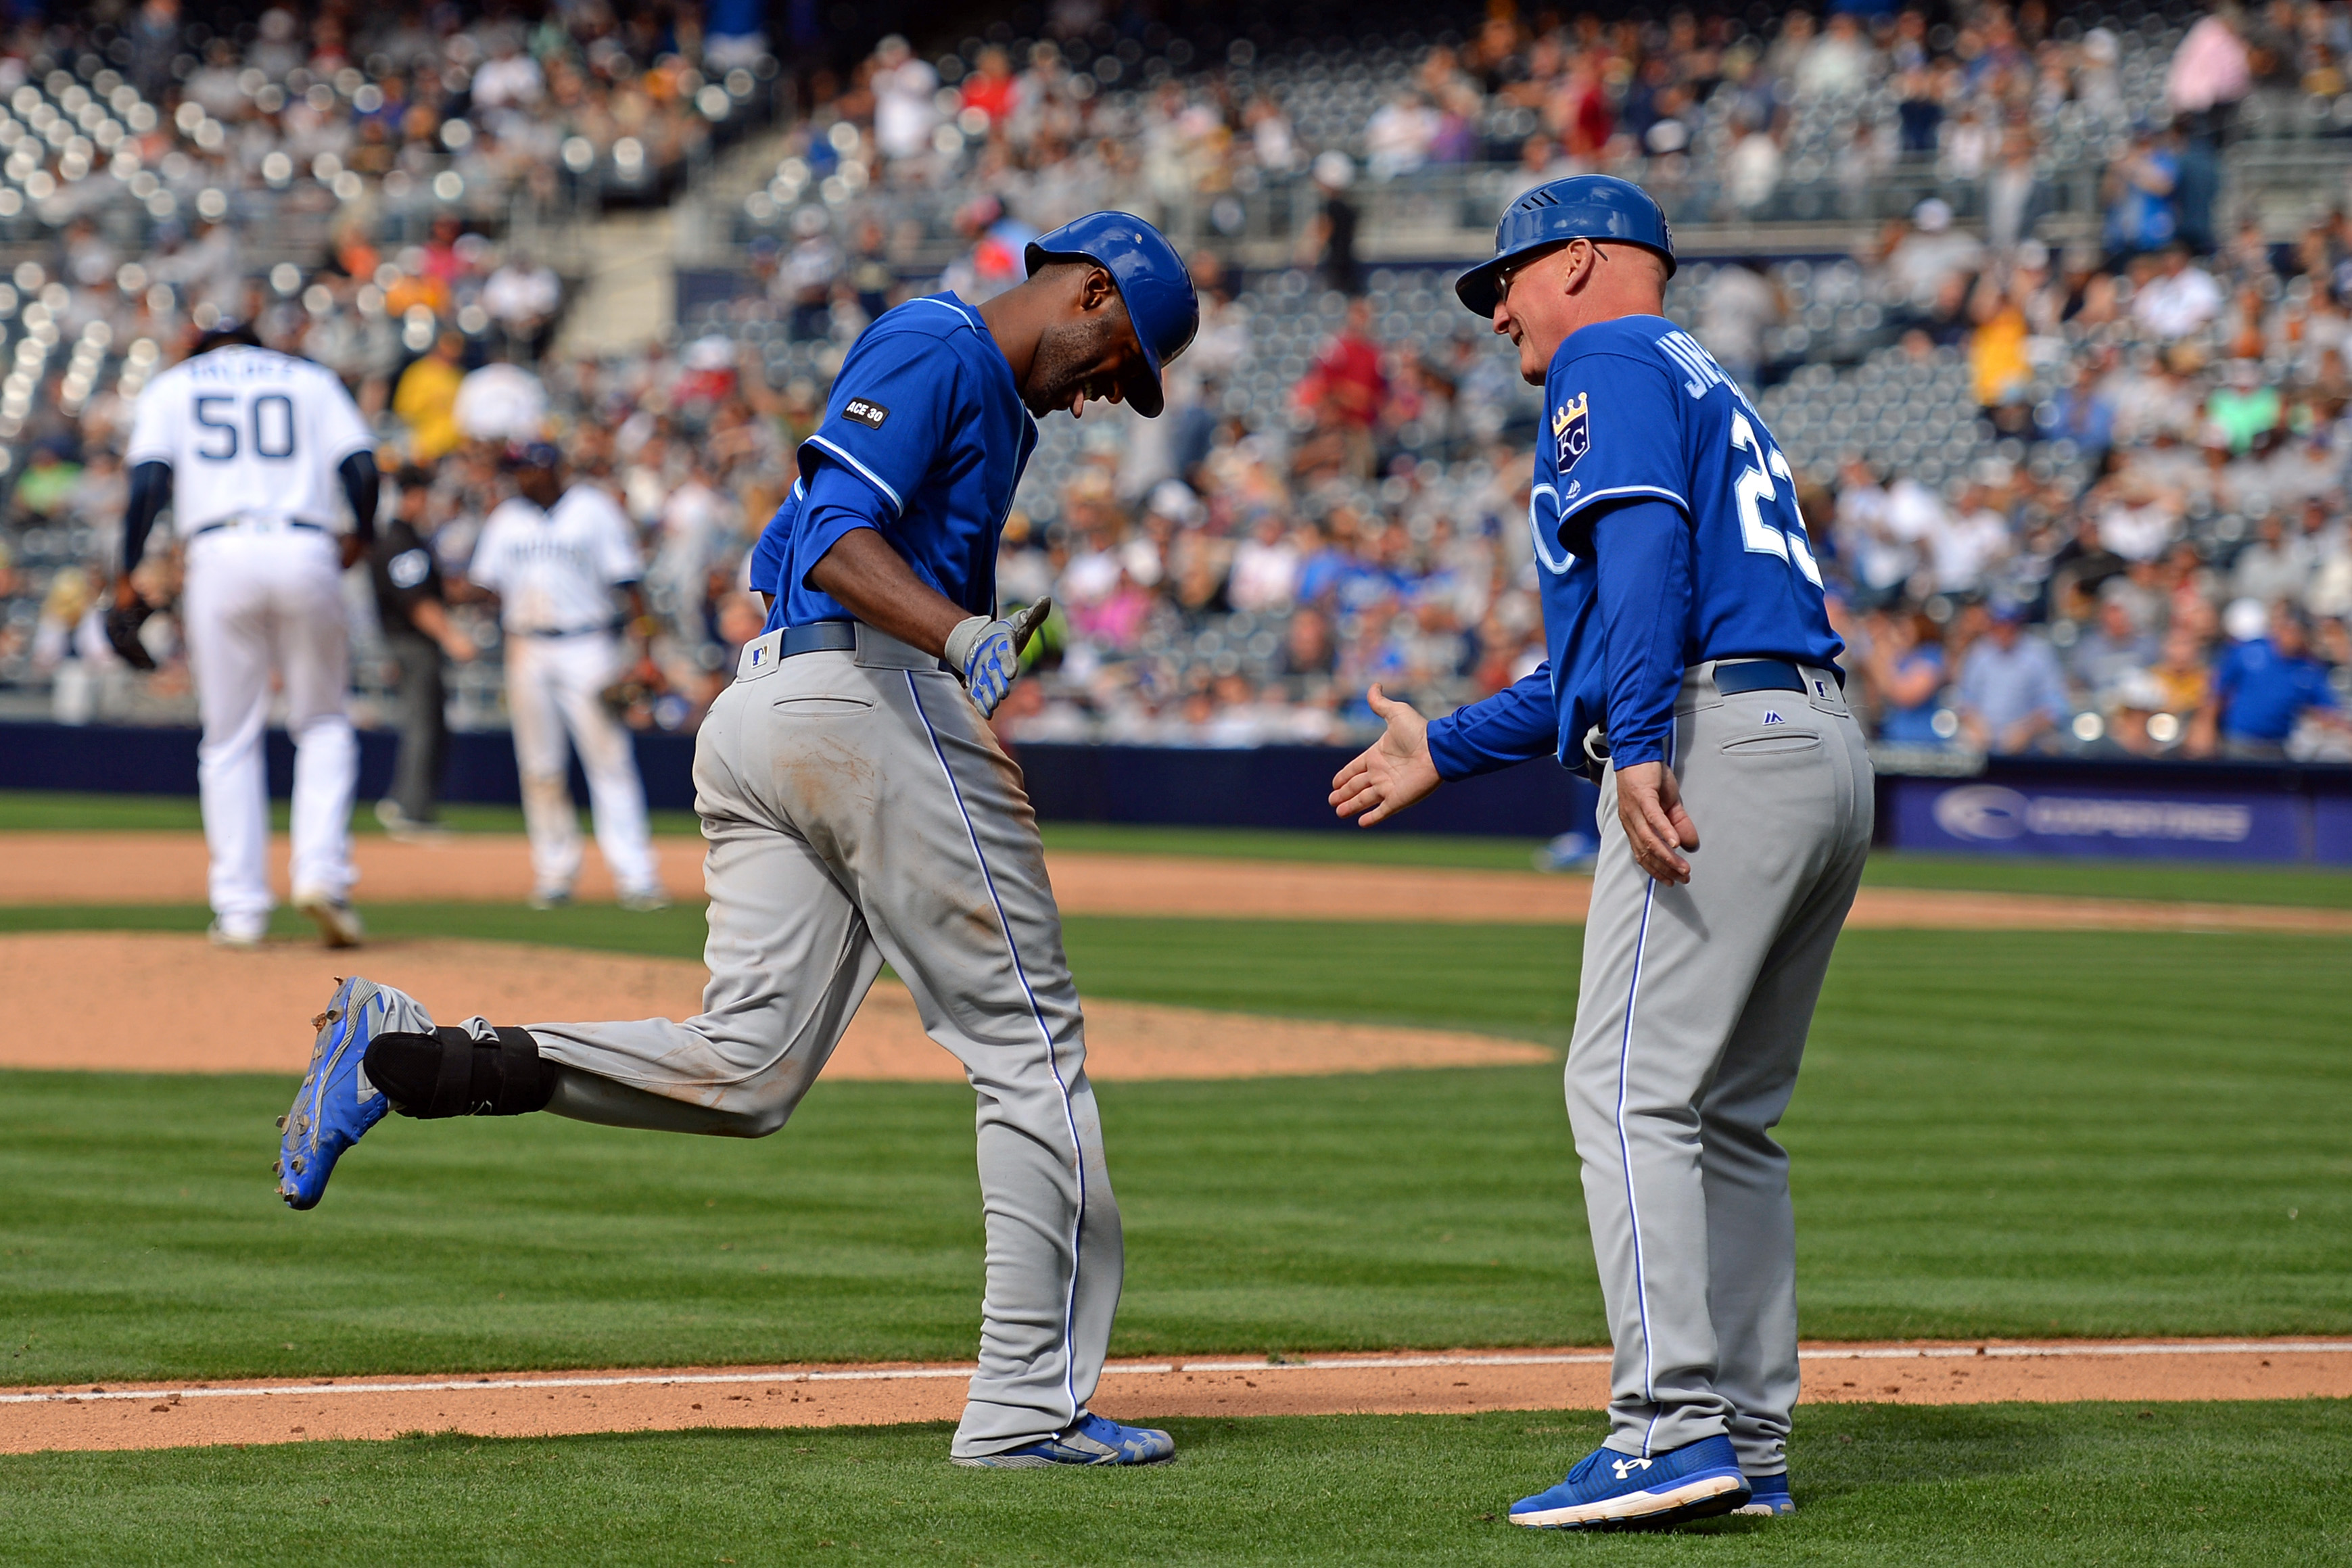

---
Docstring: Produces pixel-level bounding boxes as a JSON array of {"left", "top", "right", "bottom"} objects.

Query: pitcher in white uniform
[
  {"left": 116, "top": 323, "right": 379, "bottom": 949},
  {"left": 467, "top": 442, "right": 667, "bottom": 910}
]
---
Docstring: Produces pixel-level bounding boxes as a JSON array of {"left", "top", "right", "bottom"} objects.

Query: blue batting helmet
[
  {"left": 1025, "top": 210, "right": 1199, "bottom": 417},
  {"left": 1454, "top": 175, "right": 1676, "bottom": 317}
]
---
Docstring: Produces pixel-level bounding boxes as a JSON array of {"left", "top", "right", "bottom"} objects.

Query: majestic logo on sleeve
[
  {"left": 842, "top": 397, "right": 889, "bottom": 429},
  {"left": 1553, "top": 392, "right": 1591, "bottom": 473}
]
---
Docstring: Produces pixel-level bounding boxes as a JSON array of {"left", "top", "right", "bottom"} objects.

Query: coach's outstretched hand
[
  {"left": 1614, "top": 761, "right": 1700, "bottom": 885},
  {"left": 1330, "top": 684, "right": 1440, "bottom": 827}
]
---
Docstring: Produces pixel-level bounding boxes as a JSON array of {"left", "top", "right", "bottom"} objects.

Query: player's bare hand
[
  {"left": 338, "top": 534, "right": 367, "bottom": 570},
  {"left": 1329, "top": 684, "right": 1440, "bottom": 826},
  {"left": 1614, "top": 761, "right": 1699, "bottom": 884},
  {"left": 440, "top": 629, "right": 478, "bottom": 663}
]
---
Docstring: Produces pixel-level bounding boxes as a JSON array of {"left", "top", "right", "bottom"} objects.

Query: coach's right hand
[
  {"left": 1614, "top": 761, "right": 1700, "bottom": 885},
  {"left": 1330, "top": 684, "right": 1440, "bottom": 827}
]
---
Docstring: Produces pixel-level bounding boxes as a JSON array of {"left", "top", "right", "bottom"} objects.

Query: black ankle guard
[{"left": 364, "top": 1026, "right": 561, "bottom": 1118}]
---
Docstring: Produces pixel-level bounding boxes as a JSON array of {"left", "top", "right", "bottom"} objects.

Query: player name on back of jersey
[{"left": 181, "top": 349, "right": 312, "bottom": 382}]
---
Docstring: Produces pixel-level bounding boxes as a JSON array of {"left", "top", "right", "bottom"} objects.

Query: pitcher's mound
[{"left": 0, "top": 932, "right": 1549, "bottom": 1080}]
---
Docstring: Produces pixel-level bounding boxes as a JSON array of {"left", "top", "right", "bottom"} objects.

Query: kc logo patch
[
  {"left": 1553, "top": 392, "right": 1591, "bottom": 473},
  {"left": 842, "top": 397, "right": 889, "bottom": 429}
]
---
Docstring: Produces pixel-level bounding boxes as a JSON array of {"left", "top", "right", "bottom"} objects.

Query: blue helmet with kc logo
[{"left": 1453, "top": 174, "right": 1676, "bottom": 316}]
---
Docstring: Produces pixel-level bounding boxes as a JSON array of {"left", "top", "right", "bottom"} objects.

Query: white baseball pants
[
  {"left": 501, "top": 631, "right": 663, "bottom": 899},
  {"left": 181, "top": 529, "right": 358, "bottom": 928},
  {"left": 1568, "top": 662, "right": 1873, "bottom": 1475},
  {"left": 521, "top": 625, "right": 1123, "bottom": 1459}
]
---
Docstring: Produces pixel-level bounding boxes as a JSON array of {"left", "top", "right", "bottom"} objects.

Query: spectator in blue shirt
[
  {"left": 1956, "top": 602, "right": 2072, "bottom": 754},
  {"left": 2196, "top": 604, "right": 2349, "bottom": 760},
  {"left": 2103, "top": 127, "right": 2180, "bottom": 256},
  {"left": 2046, "top": 359, "right": 2117, "bottom": 460},
  {"left": 1862, "top": 609, "right": 1951, "bottom": 745}
]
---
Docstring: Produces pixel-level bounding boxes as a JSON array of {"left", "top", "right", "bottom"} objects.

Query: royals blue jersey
[
  {"left": 1547, "top": 314, "right": 1841, "bottom": 766},
  {"left": 1425, "top": 416, "right": 1609, "bottom": 781},
  {"left": 1428, "top": 314, "right": 1840, "bottom": 778},
  {"left": 750, "top": 293, "right": 1038, "bottom": 630},
  {"left": 1547, "top": 315, "right": 1839, "bottom": 669}
]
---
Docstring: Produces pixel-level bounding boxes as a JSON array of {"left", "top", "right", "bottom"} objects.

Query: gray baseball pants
[
  {"left": 1569, "top": 661, "right": 1873, "bottom": 1474},
  {"left": 382, "top": 629, "right": 448, "bottom": 824},
  {"left": 522, "top": 625, "right": 1122, "bottom": 1460}
]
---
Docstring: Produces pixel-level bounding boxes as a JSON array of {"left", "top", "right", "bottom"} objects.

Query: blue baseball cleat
[
  {"left": 1733, "top": 1471, "right": 1795, "bottom": 1516},
  {"left": 952, "top": 1412, "right": 1177, "bottom": 1468},
  {"left": 276, "top": 976, "right": 433, "bottom": 1210},
  {"left": 1509, "top": 1434, "right": 1751, "bottom": 1530}
]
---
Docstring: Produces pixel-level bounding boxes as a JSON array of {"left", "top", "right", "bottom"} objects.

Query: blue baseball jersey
[
  {"left": 1428, "top": 314, "right": 1841, "bottom": 778},
  {"left": 749, "top": 293, "right": 1037, "bottom": 631},
  {"left": 1550, "top": 315, "right": 1842, "bottom": 767},
  {"left": 1425, "top": 429, "right": 1608, "bottom": 782}
]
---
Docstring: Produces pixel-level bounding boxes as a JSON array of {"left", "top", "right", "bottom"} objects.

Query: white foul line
[{"left": 9, "top": 1341, "right": 2350, "bottom": 1408}]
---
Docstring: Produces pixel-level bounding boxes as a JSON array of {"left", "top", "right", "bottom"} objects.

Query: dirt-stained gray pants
[
  {"left": 524, "top": 625, "right": 1121, "bottom": 1460},
  {"left": 1568, "top": 661, "right": 1873, "bottom": 1475}
]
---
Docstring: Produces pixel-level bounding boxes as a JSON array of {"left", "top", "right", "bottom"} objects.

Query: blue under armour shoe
[
  {"left": 276, "top": 976, "right": 433, "bottom": 1210},
  {"left": 953, "top": 1412, "right": 1177, "bottom": 1468},
  {"left": 1733, "top": 1471, "right": 1795, "bottom": 1516},
  {"left": 1509, "top": 1434, "right": 1751, "bottom": 1530}
]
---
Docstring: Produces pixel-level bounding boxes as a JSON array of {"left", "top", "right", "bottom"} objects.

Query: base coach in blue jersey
[
  {"left": 1331, "top": 175, "right": 1873, "bottom": 1529},
  {"left": 273, "top": 213, "right": 1200, "bottom": 1471}
]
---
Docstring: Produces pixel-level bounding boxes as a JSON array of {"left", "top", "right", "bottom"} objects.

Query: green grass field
[
  {"left": 3, "top": 1402, "right": 2345, "bottom": 1566},
  {"left": 4, "top": 789, "right": 2349, "bottom": 1559},
  {"left": 2, "top": 922, "right": 2344, "bottom": 1385}
]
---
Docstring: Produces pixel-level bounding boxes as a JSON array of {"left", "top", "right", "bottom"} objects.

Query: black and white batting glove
[{"left": 945, "top": 599, "right": 1051, "bottom": 720}]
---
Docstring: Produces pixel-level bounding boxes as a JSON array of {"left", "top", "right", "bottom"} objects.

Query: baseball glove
[
  {"left": 600, "top": 656, "right": 669, "bottom": 716},
  {"left": 103, "top": 598, "right": 157, "bottom": 671}
]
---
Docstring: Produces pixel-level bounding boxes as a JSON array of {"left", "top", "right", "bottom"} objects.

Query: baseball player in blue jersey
[
  {"left": 274, "top": 213, "right": 1198, "bottom": 1471},
  {"left": 1332, "top": 176, "right": 1874, "bottom": 1530}
]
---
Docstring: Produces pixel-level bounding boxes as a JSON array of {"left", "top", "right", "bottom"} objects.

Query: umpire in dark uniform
[{"left": 369, "top": 469, "right": 477, "bottom": 838}]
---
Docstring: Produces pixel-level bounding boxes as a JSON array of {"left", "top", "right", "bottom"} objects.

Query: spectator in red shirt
[
  {"left": 1293, "top": 298, "right": 1389, "bottom": 479},
  {"left": 960, "top": 47, "right": 1018, "bottom": 126}
]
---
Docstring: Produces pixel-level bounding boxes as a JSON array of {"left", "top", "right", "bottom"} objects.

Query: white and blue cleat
[
  {"left": 954, "top": 1412, "right": 1176, "bottom": 1469},
  {"left": 1509, "top": 1435, "right": 1751, "bottom": 1530},
  {"left": 1733, "top": 1471, "right": 1795, "bottom": 1516},
  {"left": 275, "top": 976, "right": 433, "bottom": 1210}
]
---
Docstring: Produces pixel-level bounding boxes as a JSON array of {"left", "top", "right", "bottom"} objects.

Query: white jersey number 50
[{"left": 1728, "top": 412, "right": 1822, "bottom": 587}]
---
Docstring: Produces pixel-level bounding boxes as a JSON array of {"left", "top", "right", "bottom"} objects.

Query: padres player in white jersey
[
  {"left": 116, "top": 323, "right": 378, "bottom": 949},
  {"left": 467, "top": 442, "right": 667, "bottom": 909}
]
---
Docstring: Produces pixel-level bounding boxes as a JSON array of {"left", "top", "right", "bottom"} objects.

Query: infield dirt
[
  {"left": 9, "top": 1341, "right": 2350, "bottom": 1454},
  {"left": 0, "top": 932, "right": 1550, "bottom": 1078}
]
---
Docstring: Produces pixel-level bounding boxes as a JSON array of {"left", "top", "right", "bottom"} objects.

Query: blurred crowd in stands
[
  {"left": 0, "top": 3, "right": 2346, "bottom": 763},
  {"left": 0, "top": 0, "right": 770, "bottom": 256}
]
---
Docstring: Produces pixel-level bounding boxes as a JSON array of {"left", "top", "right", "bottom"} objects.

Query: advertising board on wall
[{"left": 1887, "top": 777, "right": 2337, "bottom": 863}]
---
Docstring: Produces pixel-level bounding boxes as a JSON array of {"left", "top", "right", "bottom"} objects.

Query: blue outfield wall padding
[
  {"left": 0, "top": 721, "right": 703, "bottom": 815},
  {"left": 1008, "top": 741, "right": 1599, "bottom": 838},
  {"left": 1877, "top": 753, "right": 2352, "bottom": 865},
  {"left": 7, "top": 721, "right": 2347, "bottom": 857},
  {"left": 0, "top": 721, "right": 1593, "bottom": 837}
]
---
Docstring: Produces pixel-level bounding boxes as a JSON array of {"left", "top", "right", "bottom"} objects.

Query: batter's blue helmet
[
  {"left": 1026, "top": 210, "right": 1199, "bottom": 417},
  {"left": 1454, "top": 175, "right": 1676, "bottom": 317}
]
